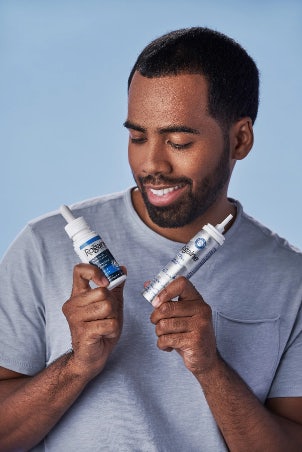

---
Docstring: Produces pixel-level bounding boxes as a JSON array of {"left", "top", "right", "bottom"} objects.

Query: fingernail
[{"left": 152, "top": 296, "right": 161, "bottom": 308}]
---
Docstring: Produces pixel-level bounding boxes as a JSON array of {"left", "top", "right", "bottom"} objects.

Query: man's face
[{"left": 125, "top": 72, "right": 231, "bottom": 229}]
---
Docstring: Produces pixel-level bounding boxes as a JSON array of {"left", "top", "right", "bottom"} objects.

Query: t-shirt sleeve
[
  {"left": 268, "top": 303, "right": 302, "bottom": 398},
  {"left": 0, "top": 225, "right": 46, "bottom": 375}
]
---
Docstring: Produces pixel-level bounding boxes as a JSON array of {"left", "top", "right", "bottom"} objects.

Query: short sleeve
[
  {"left": 0, "top": 225, "right": 46, "bottom": 375},
  {"left": 268, "top": 304, "right": 302, "bottom": 398}
]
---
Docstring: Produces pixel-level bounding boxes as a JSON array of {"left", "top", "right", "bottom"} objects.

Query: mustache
[{"left": 138, "top": 175, "right": 192, "bottom": 187}]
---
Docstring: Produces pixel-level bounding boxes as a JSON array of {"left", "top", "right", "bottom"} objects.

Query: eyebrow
[
  {"left": 123, "top": 120, "right": 200, "bottom": 135},
  {"left": 123, "top": 120, "right": 146, "bottom": 133}
]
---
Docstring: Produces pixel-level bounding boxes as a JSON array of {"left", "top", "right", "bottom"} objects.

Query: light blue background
[{"left": 1, "top": 0, "right": 301, "bottom": 258}]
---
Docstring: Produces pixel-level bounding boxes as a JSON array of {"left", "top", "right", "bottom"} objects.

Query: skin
[
  {"left": 126, "top": 72, "right": 302, "bottom": 450},
  {"left": 126, "top": 73, "right": 242, "bottom": 243},
  {"left": 0, "top": 265, "right": 125, "bottom": 450},
  {"left": 0, "top": 71, "right": 301, "bottom": 450}
]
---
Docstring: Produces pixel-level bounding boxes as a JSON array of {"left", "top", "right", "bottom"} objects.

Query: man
[{"left": 0, "top": 27, "right": 301, "bottom": 451}]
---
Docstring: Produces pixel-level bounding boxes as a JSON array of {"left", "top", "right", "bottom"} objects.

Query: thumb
[{"left": 153, "top": 276, "right": 203, "bottom": 307}]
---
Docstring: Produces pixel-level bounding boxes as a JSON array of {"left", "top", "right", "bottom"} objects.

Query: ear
[{"left": 230, "top": 117, "right": 254, "bottom": 160}]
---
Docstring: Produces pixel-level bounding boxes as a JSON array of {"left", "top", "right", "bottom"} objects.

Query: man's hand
[
  {"left": 150, "top": 276, "right": 218, "bottom": 376},
  {"left": 150, "top": 277, "right": 302, "bottom": 451},
  {"left": 62, "top": 263, "right": 125, "bottom": 381}
]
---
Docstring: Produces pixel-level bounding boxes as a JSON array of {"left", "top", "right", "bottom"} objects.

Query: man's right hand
[
  {"left": 62, "top": 263, "right": 125, "bottom": 381},
  {"left": 0, "top": 263, "right": 126, "bottom": 450}
]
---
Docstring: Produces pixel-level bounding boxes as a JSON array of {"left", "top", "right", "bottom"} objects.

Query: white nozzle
[
  {"left": 215, "top": 214, "right": 233, "bottom": 233},
  {"left": 60, "top": 205, "right": 76, "bottom": 224},
  {"left": 60, "top": 204, "right": 90, "bottom": 239}
]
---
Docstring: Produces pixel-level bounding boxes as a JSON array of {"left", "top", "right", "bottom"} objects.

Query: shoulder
[
  {"left": 243, "top": 210, "right": 301, "bottom": 255},
  {"left": 28, "top": 188, "right": 132, "bottom": 234},
  {"left": 67, "top": 189, "right": 131, "bottom": 217},
  {"left": 229, "top": 200, "right": 302, "bottom": 271},
  {"left": 5, "top": 189, "right": 133, "bottom": 258}
]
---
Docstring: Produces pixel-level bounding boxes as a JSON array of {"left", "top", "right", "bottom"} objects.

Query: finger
[
  {"left": 143, "top": 280, "right": 151, "bottom": 289},
  {"left": 71, "top": 263, "right": 109, "bottom": 295},
  {"left": 151, "top": 297, "right": 205, "bottom": 325},
  {"left": 155, "top": 316, "right": 191, "bottom": 336},
  {"left": 152, "top": 276, "right": 203, "bottom": 308},
  {"left": 75, "top": 299, "right": 116, "bottom": 321},
  {"left": 75, "top": 317, "right": 121, "bottom": 342},
  {"left": 152, "top": 301, "right": 206, "bottom": 331},
  {"left": 70, "top": 286, "right": 110, "bottom": 306},
  {"left": 157, "top": 332, "right": 189, "bottom": 351},
  {"left": 63, "top": 291, "right": 114, "bottom": 324},
  {"left": 88, "top": 318, "right": 121, "bottom": 339}
]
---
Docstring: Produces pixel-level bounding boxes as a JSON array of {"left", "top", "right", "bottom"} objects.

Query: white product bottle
[
  {"left": 142, "top": 214, "right": 233, "bottom": 303},
  {"left": 60, "top": 205, "right": 126, "bottom": 289}
]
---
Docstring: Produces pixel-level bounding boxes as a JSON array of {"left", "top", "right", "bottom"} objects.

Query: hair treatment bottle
[
  {"left": 60, "top": 205, "right": 126, "bottom": 289},
  {"left": 142, "top": 214, "right": 233, "bottom": 303}
]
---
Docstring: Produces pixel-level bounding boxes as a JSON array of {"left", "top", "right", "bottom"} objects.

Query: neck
[{"left": 131, "top": 187, "right": 236, "bottom": 243}]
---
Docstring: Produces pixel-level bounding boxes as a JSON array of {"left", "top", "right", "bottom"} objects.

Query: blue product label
[
  {"left": 79, "top": 235, "right": 123, "bottom": 282},
  {"left": 80, "top": 235, "right": 101, "bottom": 251},
  {"left": 90, "top": 250, "right": 124, "bottom": 281}
]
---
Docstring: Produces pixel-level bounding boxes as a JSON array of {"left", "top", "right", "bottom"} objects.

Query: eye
[
  {"left": 130, "top": 137, "right": 147, "bottom": 144},
  {"left": 128, "top": 130, "right": 147, "bottom": 144},
  {"left": 167, "top": 140, "right": 193, "bottom": 150}
]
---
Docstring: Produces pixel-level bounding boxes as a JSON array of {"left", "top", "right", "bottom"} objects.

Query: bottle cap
[
  {"left": 64, "top": 217, "right": 90, "bottom": 239},
  {"left": 60, "top": 205, "right": 90, "bottom": 239}
]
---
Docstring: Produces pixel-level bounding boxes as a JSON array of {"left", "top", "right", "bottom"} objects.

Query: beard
[{"left": 134, "top": 138, "right": 231, "bottom": 229}]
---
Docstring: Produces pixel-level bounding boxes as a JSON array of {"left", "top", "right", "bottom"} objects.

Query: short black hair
[{"left": 128, "top": 27, "right": 259, "bottom": 129}]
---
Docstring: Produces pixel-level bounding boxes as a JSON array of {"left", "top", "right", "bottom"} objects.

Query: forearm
[
  {"left": 150, "top": 279, "right": 302, "bottom": 450},
  {"left": 196, "top": 356, "right": 302, "bottom": 452},
  {"left": 0, "top": 352, "right": 90, "bottom": 452}
]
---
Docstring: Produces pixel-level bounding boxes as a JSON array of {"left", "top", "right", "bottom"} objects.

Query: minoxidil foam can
[
  {"left": 60, "top": 205, "right": 126, "bottom": 289},
  {"left": 142, "top": 214, "right": 233, "bottom": 303}
]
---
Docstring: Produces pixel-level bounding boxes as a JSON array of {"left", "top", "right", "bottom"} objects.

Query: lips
[
  {"left": 144, "top": 184, "right": 187, "bottom": 206},
  {"left": 150, "top": 186, "right": 181, "bottom": 196}
]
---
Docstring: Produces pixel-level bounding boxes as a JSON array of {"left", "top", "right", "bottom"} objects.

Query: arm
[
  {"left": 150, "top": 277, "right": 302, "bottom": 452},
  {"left": 0, "top": 263, "right": 125, "bottom": 452}
]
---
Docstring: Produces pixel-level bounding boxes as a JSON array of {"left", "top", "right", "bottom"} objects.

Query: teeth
[{"left": 150, "top": 186, "right": 179, "bottom": 197}]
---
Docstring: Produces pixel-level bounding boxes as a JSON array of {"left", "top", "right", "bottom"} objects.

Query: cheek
[
  {"left": 185, "top": 153, "right": 225, "bottom": 190},
  {"left": 128, "top": 145, "right": 135, "bottom": 168},
  {"left": 128, "top": 146, "right": 142, "bottom": 176},
  {"left": 177, "top": 154, "right": 212, "bottom": 180}
]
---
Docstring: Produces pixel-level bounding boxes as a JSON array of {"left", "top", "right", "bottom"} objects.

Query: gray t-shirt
[{"left": 1, "top": 188, "right": 302, "bottom": 451}]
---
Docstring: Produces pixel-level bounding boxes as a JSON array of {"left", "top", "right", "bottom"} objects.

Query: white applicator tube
[
  {"left": 60, "top": 205, "right": 126, "bottom": 289},
  {"left": 142, "top": 214, "right": 233, "bottom": 303}
]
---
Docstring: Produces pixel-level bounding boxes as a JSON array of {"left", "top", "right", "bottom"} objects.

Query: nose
[{"left": 141, "top": 138, "right": 172, "bottom": 176}]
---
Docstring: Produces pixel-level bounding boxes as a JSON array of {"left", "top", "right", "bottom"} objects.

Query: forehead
[{"left": 127, "top": 72, "right": 210, "bottom": 126}]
